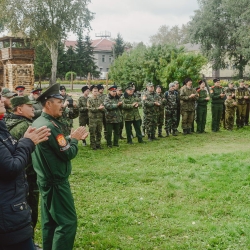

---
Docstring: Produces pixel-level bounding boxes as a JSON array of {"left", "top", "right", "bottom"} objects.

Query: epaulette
[
  {"left": 50, "top": 120, "right": 59, "bottom": 128},
  {"left": 211, "top": 86, "right": 215, "bottom": 88},
  {"left": 197, "top": 89, "right": 201, "bottom": 92}
]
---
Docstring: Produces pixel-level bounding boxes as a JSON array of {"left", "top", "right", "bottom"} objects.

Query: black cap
[
  {"left": 31, "top": 88, "right": 43, "bottom": 95},
  {"left": 198, "top": 80, "right": 203, "bottom": 85},
  {"left": 213, "top": 78, "right": 220, "bottom": 83},
  {"left": 37, "top": 83, "right": 64, "bottom": 103},
  {"left": 15, "top": 85, "right": 25, "bottom": 91},
  {"left": 97, "top": 84, "right": 104, "bottom": 90},
  {"left": 81, "top": 86, "right": 89, "bottom": 93},
  {"left": 90, "top": 85, "right": 98, "bottom": 91},
  {"left": 59, "top": 85, "right": 66, "bottom": 91}
]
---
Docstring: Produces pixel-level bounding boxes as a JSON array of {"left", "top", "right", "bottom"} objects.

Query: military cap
[
  {"left": 239, "top": 79, "right": 244, "bottom": 83},
  {"left": 117, "top": 86, "right": 122, "bottom": 91},
  {"left": 169, "top": 83, "right": 175, "bottom": 89},
  {"left": 173, "top": 80, "right": 179, "bottom": 84},
  {"left": 125, "top": 85, "right": 133, "bottom": 90},
  {"left": 198, "top": 80, "right": 204, "bottom": 85},
  {"left": 1, "top": 88, "right": 18, "bottom": 98},
  {"left": 37, "top": 83, "right": 64, "bottom": 103},
  {"left": 90, "top": 85, "right": 98, "bottom": 91},
  {"left": 11, "top": 95, "right": 36, "bottom": 108},
  {"left": 97, "top": 84, "right": 104, "bottom": 90},
  {"left": 31, "top": 88, "right": 42, "bottom": 95},
  {"left": 184, "top": 77, "right": 192, "bottom": 84},
  {"left": 81, "top": 86, "right": 89, "bottom": 93},
  {"left": 213, "top": 78, "right": 220, "bottom": 83},
  {"left": 108, "top": 85, "right": 117, "bottom": 91},
  {"left": 15, "top": 86, "right": 25, "bottom": 91},
  {"left": 59, "top": 85, "right": 66, "bottom": 91},
  {"left": 156, "top": 85, "right": 162, "bottom": 89},
  {"left": 146, "top": 82, "right": 154, "bottom": 87}
]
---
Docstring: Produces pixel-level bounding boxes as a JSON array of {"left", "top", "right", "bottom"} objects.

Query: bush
[{"left": 65, "top": 72, "right": 77, "bottom": 80}]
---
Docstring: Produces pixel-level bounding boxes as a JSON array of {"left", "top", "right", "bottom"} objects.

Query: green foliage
[
  {"left": 188, "top": 0, "right": 250, "bottom": 78},
  {"left": 113, "top": 33, "right": 125, "bottom": 58},
  {"left": 65, "top": 71, "right": 77, "bottom": 80},
  {"left": 109, "top": 44, "right": 207, "bottom": 90}
]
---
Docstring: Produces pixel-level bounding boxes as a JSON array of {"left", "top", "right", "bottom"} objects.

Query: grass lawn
[{"left": 35, "top": 106, "right": 250, "bottom": 249}]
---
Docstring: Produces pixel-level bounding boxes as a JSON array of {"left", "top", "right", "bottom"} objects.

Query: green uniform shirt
[
  {"left": 32, "top": 112, "right": 79, "bottom": 183},
  {"left": 210, "top": 86, "right": 225, "bottom": 105}
]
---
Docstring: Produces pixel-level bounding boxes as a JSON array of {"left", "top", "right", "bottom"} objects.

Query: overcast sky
[{"left": 68, "top": 0, "right": 199, "bottom": 44}]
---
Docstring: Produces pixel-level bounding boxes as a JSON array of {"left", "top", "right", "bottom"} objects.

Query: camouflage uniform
[
  {"left": 196, "top": 89, "right": 209, "bottom": 133},
  {"left": 164, "top": 90, "right": 178, "bottom": 135},
  {"left": 175, "top": 89, "right": 181, "bottom": 128},
  {"left": 6, "top": 114, "right": 39, "bottom": 239},
  {"left": 157, "top": 92, "right": 166, "bottom": 137},
  {"left": 87, "top": 96, "right": 103, "bottom": 149},
  {"left": 142, "top": 91, "right": 161, "bottom": 139},
  {"left": 180, "top": 85, "right": 198, "bottom": 133},
  {"left": 235, "top": 86, "right": 250, "bottom": 128},
  {"left": 58, "top": 94, "right": 79, "bottom": 136},
  {"left": 122, "top": 91, "right": 143, "bottom": 143},
  {"left": 78, "top": 95, "right": 89, "bottom": 127},
  {"left": 103, "top": 94, "right": 122, "bottom": 147},
  {"left": 3, "top": 108, "right": 13, "bottom": 123},
  {"left": 99, "top": 93, "right": 107, "bottom": 139},
  {"left": 225, "top": 99, "right": 236, "bottom": 130},
  {"left": 210, "top": 86, "right": 225, "bottom": 132}
]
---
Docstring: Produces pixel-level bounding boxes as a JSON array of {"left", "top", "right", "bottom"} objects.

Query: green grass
[{"left": 34, "top": 107, "right": 250, "bottom": 249}]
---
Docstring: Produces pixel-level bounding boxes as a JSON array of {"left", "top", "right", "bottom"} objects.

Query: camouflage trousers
[
  {"left": 236, "top": 104, "right": 246, "bottom": 127},
  {"left": 196, "top": 105, "right": 207, "bottom": 132},
  {"left": 89, "top": 118, "right": 103, "bottom": 149},
  {"left": 144, "top": 114, "right": 158, "bottom": 136},
  {"left": 181, "top": 110, "right": 195, "bottom": 129},
  {"left": 165, "top": 109, "right": 177, "bottom": 131},
  {"left": 157, "top": 109, "right": 164, "bottom": 127},
  {"left": 225, "top": 109, "right": 235, "bottom": 130}
]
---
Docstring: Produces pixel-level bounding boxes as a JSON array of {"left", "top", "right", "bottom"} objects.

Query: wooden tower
[{"left": 0, "top": 35, "right": 35, "bottom": 94}]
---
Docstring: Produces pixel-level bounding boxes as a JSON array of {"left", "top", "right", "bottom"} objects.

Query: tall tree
[
  {"left": 150, "top": 24, "right": 190, "bottom": 45},
  {"left": 113, "top": 33, "right": 125, "bottom": 58},
  {"left": 0, "top": 0, "right": 93, "bottom": 85},
  {"left": 75, "top": 32, "right": 85, "bottom": 79},
  {"left": 188, "top": 0, "right": 250, "bottom": 78}
]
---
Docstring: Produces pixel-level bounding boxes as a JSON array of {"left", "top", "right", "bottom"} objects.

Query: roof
[{"left": 64, "top": 38, "right": 115, "bottom": 52}]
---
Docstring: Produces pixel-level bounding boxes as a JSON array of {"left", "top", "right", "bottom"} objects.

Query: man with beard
[{"left": 1, "top": 88, "right": 17, "bottom": 122}]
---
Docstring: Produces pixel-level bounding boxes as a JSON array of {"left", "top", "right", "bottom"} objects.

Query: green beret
[
  {"left": 11, "top": 95, "right": 36, "bottom": 108},
  {"left": 2, "top": 88, "right": 18, "bottom": 98},
  {"left": 37, "top": 83, "right": 64, "bottom": 103}
]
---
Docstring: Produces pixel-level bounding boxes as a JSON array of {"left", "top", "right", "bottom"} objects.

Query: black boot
[
  {"left": 172, "top": 129, "right": 177, "bottom": 136},
  {"left": 158, "top": 126, "right": 164, "bottom": 137},
  {"left": 82, "top": 140, "right": 87, "bottom": 146},
  {"left": 166, "top": 130, "right": 170, "bottom": 137},
  {"left": 148, "top": 134, "right": 153, "bottom": 141},
  {"left": 183, "top": 129, "right": 188, "bottom": 135}
]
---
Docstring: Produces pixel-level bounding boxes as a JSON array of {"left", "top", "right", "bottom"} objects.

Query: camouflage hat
[
  {"left": 146, "top": 82, "right": 154, "bottom": 87},
  {"left": 239, "top": 79, "right": 244, "bottom": 83},
  {"left": 226, "top": 92, "right": 232, "bottom": 96},
  {"left": 1, "top": 88, "right": 18, "bottom": 98},
  {"left": 117, "top": 86, "right": 122, "bottom": 91},
  {"left": 37, "top": 83, "right": 64, "bottom": 103},
  {"left": 11, "top": 95, "right": 36, "bottom": 108},
  {"left": 169, "top": 83, "right": 175, "bottom": 89}
]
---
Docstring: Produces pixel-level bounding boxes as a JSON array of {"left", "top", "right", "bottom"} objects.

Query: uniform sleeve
[
  {"left": 87, "top": 99, "right": 99, "bottom": 113},
  {"left": 9, "top": 122, "right": 29, "bottom": 141},
  {"left": 180, "top": 88, "right": 189, "bottom": 101},
  {"left": 142, "top": 94, "right": 155, "bottom": 107},
  {"left": 104, "top": 98, "right": 118, "bottom": 110},
  {"left": 0, "top": 138, "right": 35, "bottom": 180},
  {"left": 78, "top": 97, "right": 88, "bottom": 112},
  {"left": 211, "top": 88, "right": 222, "bottom": 100},
  {"left": 122, "top": 98, "right": 134, "bottom": 109},
  {"left": 68, "top": 107, "right": 79, "bottom": 119}
]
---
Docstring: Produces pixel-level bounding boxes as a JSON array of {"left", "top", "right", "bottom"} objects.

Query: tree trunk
[{"left": 47, "top": 42, "right": 58, "bottom": 85}]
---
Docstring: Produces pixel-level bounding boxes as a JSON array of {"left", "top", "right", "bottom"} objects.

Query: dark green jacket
[
  {"left": 210, "top": 86, "right": 225, "bottom": 105},
  {"left": 122, "top": 92, "right": 141, "bottom": 121},
  {"left": 197, "top": 89, "right": 209, "bottom": 106}
]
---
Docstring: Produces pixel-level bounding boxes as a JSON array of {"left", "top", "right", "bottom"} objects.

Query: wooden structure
[{"left": 0, "top": 35, "right": 35, "bottom": 94}]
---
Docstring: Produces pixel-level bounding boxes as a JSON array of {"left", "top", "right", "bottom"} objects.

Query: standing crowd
[{"left": 0, "top": 77, "right": 249, "bottom": 250}]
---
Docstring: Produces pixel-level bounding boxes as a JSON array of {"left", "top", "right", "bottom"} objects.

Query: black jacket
[{"left": 0, "top": 119, "right": 35, "bottom": 245}]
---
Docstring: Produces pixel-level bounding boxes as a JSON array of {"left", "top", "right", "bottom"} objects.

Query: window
[
  {"left": 106, "top": 68, "right": 109, "bottom": 72},
  {"left": 109, "top": 55, "right": 112, "bottom": 63},
  {"left": 102, "top": 55, "right": 105, "bottom": 62},
  {"left": 99, "top": 68, "right": 103, "bottom": 72}
]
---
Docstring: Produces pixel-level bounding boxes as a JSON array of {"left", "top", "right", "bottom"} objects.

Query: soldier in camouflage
[
  {"left": 1, "top": 88, "right": 17, "bottom": 122},
  {"left": 142, "top": 82, "right": 161, "bottom": 141},
  {"left": 235, "top": 79, "right": 250, "bottom": 128},
  {"left": 6, "top": 95, "right": 39, "bottom": 245},
  {"left": 98, "top": 84, "right": 107, "bottom": 139},
  {"left": 87, "top": 85, "right": 105, "bottom": 150},
  {"left": 174, "top": 81, "right": 181, "bottom": 131},
  {"left": 180, "top": 78, "right": 198, "bottom": 135},
  {"left": 122, "top": 85, "right": 144, "bottom": 144},
  {"left": 225, "top": 92, "right": 237, "bottom": 130},
  {"left": 164, "top": 83, "right": 178, "bottom": 136},
  {"left": 78, "top": 86, "right": 90, "bottom": 145},
  {"left": 103, "top": 85, "right": 122, "bottom": 148},
  {"left": 117, "top": 86, "right": 126, "bottom": 139},
  {"left": 156, "top": 85, "right": 166, "bottom": 137},
  {"left": 196, "top": 80, "right": 210, "bottom": 133},
  {"left": 58, "top": 85, "right": 79, "bottom": 136}
]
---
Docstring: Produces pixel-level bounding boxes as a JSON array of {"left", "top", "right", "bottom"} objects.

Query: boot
[
  {"left": 183, "top": 129, "right": 188, "bottom": 135},
  {"left": 172, "top": 129, "right": 177, "bottom": 136},
  {"left": 152, "top": 134, "right": 159, "bottom": 140},
  {"left": 148, "top": 134, "right": 153, "bottom": 141},
  {"left": 82, "top": 140, "right": 87, "bottom": 146},
  {"left": 165, "top": 130, "right": 170, "bottom": 137},
  {"left": 158, "top": 126, "right": 164, "bottom": 138}
]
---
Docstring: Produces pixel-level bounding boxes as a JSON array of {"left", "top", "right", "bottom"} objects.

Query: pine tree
[{"left": 113, "top": 33, "right": 125, "bottom": 58}]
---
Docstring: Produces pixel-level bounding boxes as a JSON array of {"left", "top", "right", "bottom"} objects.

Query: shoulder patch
[{"left": 56, "top": 134, "right": 67, "bottom": 147}]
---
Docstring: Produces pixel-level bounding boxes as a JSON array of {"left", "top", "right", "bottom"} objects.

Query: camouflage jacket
[
  {"left": 235, "top": 87, "right": 250, "bottom": 105},
  {"left": 225, "top": 99, "right": 236, "bottom": 110},
  {"left": 165, "top": 90, "right": 178, "bottom": 110},
  {"left": 104, "top": 94, "right": 122, "bottom": 123},
  {"left": 122, "top": 92, "right": 141, "bottom": 121},
  {"left": 157, "top": 92, "right": 166, "bottom": 110},
  {"left": 197, "top": 89, "right": 209, "bottom": 106},
  {"left": 225, "top": 87, "right": 235, "bottom": 99},
  {"left": 142, "top": 91, "right": 161, "bottom": 115},
  {"left": 3, "top": 109, "right": 13, "bottom": 123},
  {"left": 180, "top": 86, "right": 198, "bottom": 111},
  {"left": 210, "top": 86, "right": 225, "bottom": 105},
  {"left": 78, "top": 95, "right": 89, "bottom": 115},
  {"left": 87, "top": 96, "right": 104, "bottom": 120}
]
